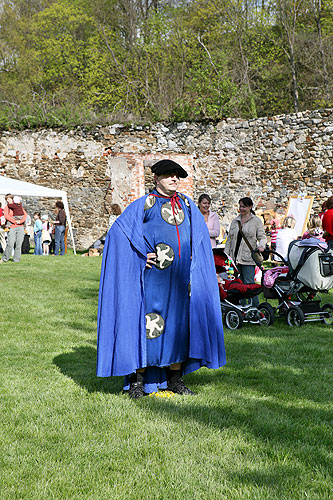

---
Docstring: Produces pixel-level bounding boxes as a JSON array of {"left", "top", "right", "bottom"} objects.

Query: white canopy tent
[{"left": 0, "top": 175, "right": 76, "bottom": 254}]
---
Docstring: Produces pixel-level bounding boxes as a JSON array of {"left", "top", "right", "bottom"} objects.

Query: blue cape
[{"left": 97, "top": 194, "right": 226, "bottom": 377}]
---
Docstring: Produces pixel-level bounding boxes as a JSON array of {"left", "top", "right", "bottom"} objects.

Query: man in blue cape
[{"left": 97, "top": 159, "right": 226, "bottom": 398}]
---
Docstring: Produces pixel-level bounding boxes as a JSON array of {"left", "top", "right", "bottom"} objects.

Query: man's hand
[
  {"left": 258, "top": 246, "right": 265, "bottom": 253},
  {"left": 146, "top": 252, "right": 157, "bottom": 268}
]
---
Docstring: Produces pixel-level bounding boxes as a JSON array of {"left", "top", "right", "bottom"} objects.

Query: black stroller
[
  {"left": 213, "top": 248, "right": 275, "bottom": 329},
  {"left": 262, "top": 244, "right": 333, "bottom": 326}
]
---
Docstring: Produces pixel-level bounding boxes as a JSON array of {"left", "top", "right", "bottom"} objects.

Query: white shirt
[{"left": 275, "top": 228, "right": 298, "bottom": 260}]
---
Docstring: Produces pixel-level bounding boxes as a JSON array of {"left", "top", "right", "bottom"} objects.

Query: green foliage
[
  {"left": 0, "top": 99, "right": 100, "bottom": 130},
  {"left": 0, "top": 0, "right": 332, "bottom": 128},
  {"left": 28, "top": 1, "right": 95, "bottom": 90}
]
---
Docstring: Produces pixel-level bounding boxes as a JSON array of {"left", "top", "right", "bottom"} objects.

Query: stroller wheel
[
  {"left": 225, "top": 309, "right": 243, "bottom": 330},
  {"left": 258, "top": 302, "right": 275, "bottom": 326},
  {"left": 286, "top": 306, "right": 305, "bottom": 327},
  {"left": 320, "top": 304, "right": 333, "bottom": 325}
]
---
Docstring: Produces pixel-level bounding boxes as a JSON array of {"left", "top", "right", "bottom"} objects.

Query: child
[
  {"left": 33, "top": 212, "right": 43, "bottom": 256},
  {"left": 41, "top": 214, "right": 52, "bottom": 255},
  {"left": 6, "top": 196, "right": 25, "bottom": 223},
  {"left": 302, "top": 215, "right": 325, "bottom": 241},
  {"left": 269, "top": 218, "right": 281, "bottom": 251}
]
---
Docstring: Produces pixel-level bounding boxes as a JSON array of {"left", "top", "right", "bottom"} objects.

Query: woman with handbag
[{"left": 225, "top": 197, "right": 266, "bottom": 306}]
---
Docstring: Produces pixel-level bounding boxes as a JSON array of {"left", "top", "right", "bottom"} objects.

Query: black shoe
[
  {"left": 167, "top": 379, "right": 195, "bottom": 395},
  {"left": 127, "top": 381, "right": 145, "bottom": 399}
]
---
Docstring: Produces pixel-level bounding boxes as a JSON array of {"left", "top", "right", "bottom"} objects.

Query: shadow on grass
[
  {"left": 191, "top": 364, "right": 332, "bottom": 404},
  {"left": 222, "top": 326, "right": 332, "bottom": 404},
  {"left": 71, "top": 287, "right": 99, "bottom": 301},
  {"left": 52, "top": 346, "right": 332, "bottom": 484},
  {"left": 64, "top": 321, "right": 96, "bottom": 334},
  {"left": 138, "top": 384, "right": 332, "bottom": 477},
  {"left": 85, "top": 338, "right": 97, "bottom": 346},
  {"left": 226, "top": 467, "right": 301, "bottom": 492},
  {"left": 53, "top": 346, "right": 122, "bottom": 395}
]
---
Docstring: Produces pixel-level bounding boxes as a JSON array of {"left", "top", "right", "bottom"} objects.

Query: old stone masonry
[{"left": 0, "top": 108, "right": 332, "bottom": 249}]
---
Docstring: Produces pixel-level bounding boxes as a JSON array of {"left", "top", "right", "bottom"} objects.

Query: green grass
[{"left": 0, "top": 253, "right": 332, "bottom": 500}]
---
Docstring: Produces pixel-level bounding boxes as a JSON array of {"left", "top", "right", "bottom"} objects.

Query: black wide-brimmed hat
[{"left": 151, "top": 159, "right": 188, "bottom": 178}]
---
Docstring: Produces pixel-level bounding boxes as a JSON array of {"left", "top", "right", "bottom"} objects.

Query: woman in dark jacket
[
  {"left": 53, "top": 201, "right": 66, "bottom": 256},
  {"left": 225, "top": 197, "right": 266, "bottom": 306}
]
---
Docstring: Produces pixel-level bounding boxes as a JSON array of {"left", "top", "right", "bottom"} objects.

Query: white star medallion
[
  {"left": 155, "top": 243, "right": 175, "bottom": 269},
  {"left": 161, "top": 202, "right": 185, "bottom": 226},
  {"left": 145, "top": 313, "right": 165, "bottom": 339}
]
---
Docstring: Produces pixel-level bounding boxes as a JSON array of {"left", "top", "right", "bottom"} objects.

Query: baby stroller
[
  {"left": 213, "top": 248, "right": 275, "bottom": 329},
  {"left": 262, "top": 243, "right": 333, "bottom": 326}
]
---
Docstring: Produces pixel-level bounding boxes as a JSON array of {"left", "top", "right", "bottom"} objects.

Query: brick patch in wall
[
  {"left": 112, "top": 153, "right": 193, "bottom": 204},
  {"left": 1, "top": 108, "right": 332, "bottom": 249}
]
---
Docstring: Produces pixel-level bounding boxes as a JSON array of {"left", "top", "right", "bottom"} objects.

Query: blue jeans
[
  {"left": 237, "top": 264, "right": 259, "bottom": 307},
  {"left": 34, "top": 230, "right": 42, "bottom": 255},
  {"left": 54, "top": 225, "right": 66, "bottom": 255}
]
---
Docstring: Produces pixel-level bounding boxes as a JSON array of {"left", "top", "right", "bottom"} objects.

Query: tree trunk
[
  {"left": 289, "top": 48, "right": 299, "bottom": 112},
  {"left": 313, "top": 0, "right": 330, "bottom": 100}
]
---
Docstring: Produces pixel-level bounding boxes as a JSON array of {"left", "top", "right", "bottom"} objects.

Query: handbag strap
[{"left": 237, "top": 220, "right": 254, "bottom": 252}]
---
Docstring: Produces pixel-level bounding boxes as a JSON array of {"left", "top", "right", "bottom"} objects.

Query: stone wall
[{"left": 0, "top": 108, "right": 332, "bottom": 249}]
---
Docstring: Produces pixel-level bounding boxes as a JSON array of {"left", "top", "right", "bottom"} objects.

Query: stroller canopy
[{"left": 288, "top": 242, "right": 333, "bottom": 291}]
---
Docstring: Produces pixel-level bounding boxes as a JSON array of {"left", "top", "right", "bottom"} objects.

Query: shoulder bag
[{"left": 237, "top": 220, "right": 264, "bottom": 266}]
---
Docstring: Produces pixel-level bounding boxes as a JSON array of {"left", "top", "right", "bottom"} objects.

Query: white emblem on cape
[
  {"left": 145, "top": 313, "right": 165, "bottom": 339},
  {"left": 179, "top": 194, "right": 190, "bottom": 207},
  {"left": 144, "top": 195, "right": 156, "bottom": 211},
  {"left": 155, "top": 243, "right": 175, "bottom": 269},
  {"left": 161, "top": 202, "right": 185, "bottom": 226}
]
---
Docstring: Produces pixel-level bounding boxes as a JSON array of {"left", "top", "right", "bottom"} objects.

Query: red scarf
[{"left": 151, "top": 192, "right": 183, "bottom": 258}]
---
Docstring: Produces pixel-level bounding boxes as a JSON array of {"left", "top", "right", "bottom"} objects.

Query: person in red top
[
  {"left": 0, "top": 194, "right": 27, "bottom": 263},
  {"left": 269, "top": 218, "right": 281, "bottom": 251},
  {"left": 0, "top": 202, "right": 6, "bottom": 253},
  {"left": 322, "top": 196, "right": 333, "bottom": 249},
  {"left": 6, "top": 195, "right": 25, "bottom": 221}
]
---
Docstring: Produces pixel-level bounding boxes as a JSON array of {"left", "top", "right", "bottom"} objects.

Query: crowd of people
[
  {"left": 1, "top": 162, "right": 332, "bottom": 400},
  {"left": 96, "top": 160, "right": 332, "bottom": 399},
  {"left": 0, "top": 195, "right": 67, "bottom": 262},
  {"left": 265, "top": 196, "right": 333, "bottom": 260},
  {"left": 185, "top": 192, "right": 333, "bottom": 321},
  {"left": 197, "top": 193, "right": 333, "bottom": 264}
]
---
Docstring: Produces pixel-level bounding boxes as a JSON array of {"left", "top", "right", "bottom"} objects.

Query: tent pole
[{"left": 62, "top": 193, "right": 76, "bottom": 255}]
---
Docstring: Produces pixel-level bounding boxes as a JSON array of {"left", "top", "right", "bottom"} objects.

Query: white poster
[{"left": 286, "top": 195, "right": 314, "bottom": 236}]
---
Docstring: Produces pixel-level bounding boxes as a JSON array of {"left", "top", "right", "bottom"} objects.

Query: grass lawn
[{"left": 0, "top": 253, "right": 332, "bottom": 500}]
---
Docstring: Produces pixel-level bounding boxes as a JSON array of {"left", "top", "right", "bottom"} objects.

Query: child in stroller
[
  {"left": 213, "top": 248, "right": 275, "bottom": 329},
  {"left": 262, "top": 241, "right": 333, "bottom": 326}
]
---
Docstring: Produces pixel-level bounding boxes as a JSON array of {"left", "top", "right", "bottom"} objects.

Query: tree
[{"left": 274, "top": 0, "right": 304, "bottom": 112}]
